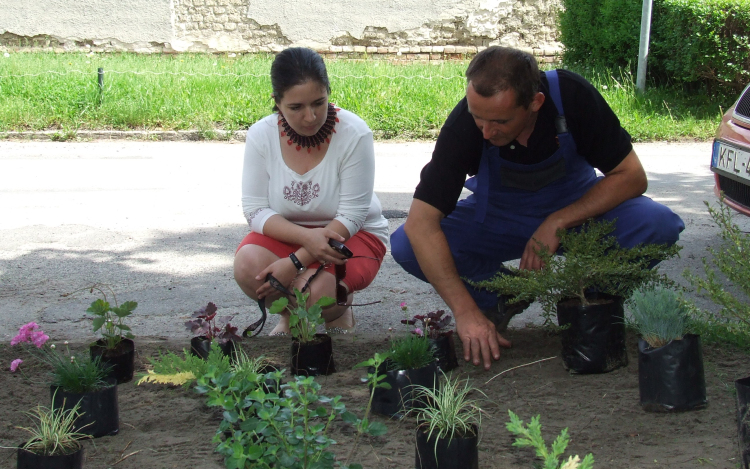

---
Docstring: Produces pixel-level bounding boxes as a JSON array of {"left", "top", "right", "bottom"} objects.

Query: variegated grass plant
[
  {"left": 387, "top": 334, "right": 435, "bottom": 371},
  {"left": 18, "top": 392, "right": 90, "bottom": 456},
  {"left": 411, "top": 371, "right": 486, "bottom": 448},
  {"left": 627, "top": 286, "right": 688, "bottom": 348}
]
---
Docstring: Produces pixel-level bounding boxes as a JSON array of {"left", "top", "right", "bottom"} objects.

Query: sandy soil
[{"left": 0, "top": 329, "right": 744, "bottom": 469}]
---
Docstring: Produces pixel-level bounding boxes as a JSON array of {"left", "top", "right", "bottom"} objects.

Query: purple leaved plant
[
  {"left": 185, "top": 302, "right": 242, "bottom": 344},
  {"left": 401, "top": 309, "right": 453, "bottom": 339}
]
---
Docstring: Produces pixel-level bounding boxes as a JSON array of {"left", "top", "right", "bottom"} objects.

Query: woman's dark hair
[
  {"left": 465, "top": 46, "right": 540, "bottom": 109},
  {"left": 271, "top": 47, "right": 331, "bottom": 111}
]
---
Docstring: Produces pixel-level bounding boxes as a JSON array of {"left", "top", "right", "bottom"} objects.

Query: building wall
[{"left": 0, "top": 0, "right": 562, "bottom": 59}]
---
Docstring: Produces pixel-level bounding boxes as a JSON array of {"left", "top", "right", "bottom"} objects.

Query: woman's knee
[{"left": 234, "top": 244, "right": 276, "bottom": 291}]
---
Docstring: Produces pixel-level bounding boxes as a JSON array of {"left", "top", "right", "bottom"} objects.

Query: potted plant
[
  {"left": 370, "top": 334, "right": 438, "bottom": 418},
  {"left": 85, "top": 285, "right": 137, "bottom": 384},
  {"left": 185, "top": 302, "right": 242, "bottom": 360},
  {"left": 401, "top": 306, "right": 458, "bottom": 371},
  {"left": 411, "top": 372, "right": 486, "bottom": 469},
  {"left": 628, "top": 286, "right": 707, "bottom": 412},
  {"left": 269, "top": 288, "right": 336, "bottom": 376},
  {"left": 475, "top": 219, "right": 679, "bottom": 374},
  {"left": 15, "top": 397, "right": 89, "bottom": 469},
  {"left": 11, "top": 322, "right": 119, "bottom": 438}
]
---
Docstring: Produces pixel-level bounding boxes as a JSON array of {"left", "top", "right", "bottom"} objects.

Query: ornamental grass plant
[
  {"left": 411, "top": 371, "right": 486, "bottom": 445},
  {"left": 627, "top": 286, "right": 689, "bottom": 348},
  {"left": 17, "top": 395, "right": 89, "bottom": 456}
]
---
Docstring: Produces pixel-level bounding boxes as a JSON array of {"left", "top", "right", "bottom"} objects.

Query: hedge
[{"left": 559, "top": 0, "right": 750, "bottom": 93}]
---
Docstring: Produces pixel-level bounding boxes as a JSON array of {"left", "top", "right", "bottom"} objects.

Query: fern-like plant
[
  {"left": 628, "top": 286, "right": 688, "bottom": 348},
  {"left": 473, "top": 219, "right": 680, "bottom": 322},
  {"left": 506, "top": 410, "right": 594, "bottom": 469},
  {"left": 685, "top": 198, "right": 750, "bottom": 337}
]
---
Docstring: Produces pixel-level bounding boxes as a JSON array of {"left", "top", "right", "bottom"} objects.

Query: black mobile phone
[{"left": 328, "top": 239, "right": 353, "bottom": 258}]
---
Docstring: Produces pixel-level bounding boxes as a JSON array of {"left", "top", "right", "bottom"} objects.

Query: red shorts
[{"left": 236, "top": 230, "right": 386, "bottom": 292}]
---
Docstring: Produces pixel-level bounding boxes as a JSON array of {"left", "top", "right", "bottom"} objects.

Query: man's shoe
[{"left": 482, "top": 295, "right": 531, "bottom": 332}]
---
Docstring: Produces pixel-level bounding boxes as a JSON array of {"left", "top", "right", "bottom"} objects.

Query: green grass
[{"left": 0, "top": 52, "right": 726, "bottom": 140}]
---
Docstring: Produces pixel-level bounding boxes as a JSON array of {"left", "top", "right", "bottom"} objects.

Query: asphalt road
[{"left": 0, "top": 139, "right": 737, "bottom": 343}]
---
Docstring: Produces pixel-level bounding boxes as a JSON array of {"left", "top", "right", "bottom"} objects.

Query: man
[{"left": 390, "top": 46, "right": 684, "bottom": 370}]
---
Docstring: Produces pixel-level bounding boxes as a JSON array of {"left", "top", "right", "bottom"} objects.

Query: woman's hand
[
  {"left": 301, "top": 228, "right": 348, "bottom": 264},
  {"left": 255, "top": 258, "right": 297, "bottom": 300}
]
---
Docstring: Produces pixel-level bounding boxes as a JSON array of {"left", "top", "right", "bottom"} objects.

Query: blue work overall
[{"left": 391, "top": 70, "right": 685, "bottom": 309}]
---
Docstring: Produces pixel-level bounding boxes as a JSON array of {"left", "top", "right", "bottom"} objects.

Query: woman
[{"left": 234, "top": 47, "right": 389, "bottom": 336}]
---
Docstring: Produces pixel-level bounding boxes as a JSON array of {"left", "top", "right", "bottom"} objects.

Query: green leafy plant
[
  {"left": 686, "top": 199, "right": 750, "bottom": 340},
  {"left": 411, "top": 371, "right": 486, "bottom": 453},
  {"left": 17, "top": 393, "right": 90, "bottom": 456},
  {"left": 473, "top": 219, "right": 680, "bottom": 323},
  {"left": 387, "top": 334, "right": 436, "bottom": 371},
  {"left": 506, "top": 410, "right": 594, "bottom": 469},
  {"left": 219, "top": 374, "right": 355, "bottom": 469},
  {"left": 269, "top": 288, "right": 336, "bottom": 343},
  {"left": 84, "top": 284, "right": 137, "bottom": 350},
  {"left": 628, "top": 286, "right": 689, "bottom": 348}
]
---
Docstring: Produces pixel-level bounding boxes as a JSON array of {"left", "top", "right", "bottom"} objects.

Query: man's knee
[{"left": 602, "top": 197, "right": 684, "bottom": 247}]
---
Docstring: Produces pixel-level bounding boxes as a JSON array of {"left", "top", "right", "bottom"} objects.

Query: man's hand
[
  {"left": 455, "top": 309, "right": 512, "bottom": 370},
  {"left": 520, "top": 218, "right": 562, "bottom": 270}
]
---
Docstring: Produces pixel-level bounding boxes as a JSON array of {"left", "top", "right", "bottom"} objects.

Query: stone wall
[{"left": 1, "top": 0, "right": 563, "bottom": 61}]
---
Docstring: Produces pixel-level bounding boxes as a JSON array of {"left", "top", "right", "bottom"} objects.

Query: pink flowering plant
[
  {"left": 400, "top": 308, "right": 453, "bottom": 340},
  {"left": 185, "top": 302, "right": 242, "bottom": 344},
  {"left": 10, "top": 322, "right": 110, "bottom": 393}
]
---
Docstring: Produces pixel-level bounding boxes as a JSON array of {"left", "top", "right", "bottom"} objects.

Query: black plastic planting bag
[
  {"left": 415, "top": 424, "right": 479, "bottom": 469},
  {"left": 291, "top": 334, "right": 336, "bottom": 376},
  {"left": 638, "top": 334, "right": 707, "bottom": 412},
  {"left": 735, "top": 377, "right": 750, "bottom": 468},
  {"left": 370, "top": 360, "right": 438, "bottom": 418},
  {"left": 51, "top": 382, "right": 119, "bottom": 438},
  {"left": 557, "top": 295, "right": 628, "bottom": 374}
]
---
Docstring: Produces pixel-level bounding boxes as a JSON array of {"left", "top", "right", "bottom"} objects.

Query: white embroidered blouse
[{"left": 241, "top": 108, "right": 389, "bottom": 246}]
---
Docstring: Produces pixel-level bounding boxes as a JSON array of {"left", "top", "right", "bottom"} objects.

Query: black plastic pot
[
  {"left": 89, "top": 338, "right": 135, "bottom": 384},
  {"left": 557, "top": 295, "right": 628, "bottom": 374},
  {"left": 415, "top": 424, "right": 478, "bottom": 469},
  {"left": 638, "top": 334, "right": 707, "bottom": 412},
  {"left": 190, "top": 336, "right": 236, "bottom": 360},
  {"left": 736, "top": 376, "right": 750, "bottom": 468},
  {"left": 370, "top": 360, "right": 439, "bottom": 418},
  {"left": 291, "top": 334, "right": 335, "bottom": 376},
  {"left": 17, "top": 444, "right": 84, "bottom": 469},
  {"left": 51, "top": 382, "right": 119, "bottom": 438},
  {"left": 430, "top": 333, "right": 459, "bottom": 372}
]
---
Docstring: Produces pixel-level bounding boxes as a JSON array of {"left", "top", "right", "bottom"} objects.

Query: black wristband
[{"left": 289, "top": 253, "right": 305, "bottom": 273}]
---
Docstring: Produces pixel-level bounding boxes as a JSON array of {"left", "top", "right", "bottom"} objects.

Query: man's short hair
[{"left": 465, "top": 46, "right": 541, "bottom": 109}]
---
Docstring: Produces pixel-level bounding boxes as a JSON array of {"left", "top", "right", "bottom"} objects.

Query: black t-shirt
[{"left": 414, "top": 69, "right": 633, "bottom": 216}]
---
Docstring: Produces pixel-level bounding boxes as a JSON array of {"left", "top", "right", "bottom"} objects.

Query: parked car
[{"left": 711, "top": 84, "right": 750, "bottom": 216}]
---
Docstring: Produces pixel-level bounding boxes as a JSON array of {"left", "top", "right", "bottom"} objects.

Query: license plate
[{"left": 712, "top": 140, "right": 750, "bottom": 182}]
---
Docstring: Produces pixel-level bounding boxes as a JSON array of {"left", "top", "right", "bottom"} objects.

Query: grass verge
[{"left": 0, "top": 52, "right": 727, "bottom": 140}]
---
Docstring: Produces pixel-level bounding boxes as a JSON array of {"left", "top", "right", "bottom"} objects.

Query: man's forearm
[{"left": 403, "top": 202, "right": 481, "bottom": 319}]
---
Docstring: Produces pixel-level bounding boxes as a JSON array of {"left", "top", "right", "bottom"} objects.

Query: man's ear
[{"left": 529, "top": 92, "right": 545, "bottom": 112}]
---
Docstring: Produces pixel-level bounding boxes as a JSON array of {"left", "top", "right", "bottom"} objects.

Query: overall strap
[{"left": 544, "top": 70, "right": 569, "bottom": 135}]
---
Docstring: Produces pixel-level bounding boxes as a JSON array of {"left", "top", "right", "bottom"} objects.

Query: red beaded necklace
[{"left": 278, "top": 103, "right": 339, "bottom": 153}]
